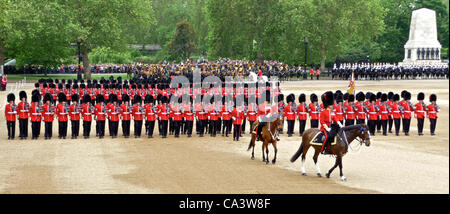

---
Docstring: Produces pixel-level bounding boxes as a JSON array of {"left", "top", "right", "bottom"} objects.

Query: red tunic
[
  {"left": 246, "top": 104, "right": 258, "bottom": 122},
  {"left": 221, "top": 105, "right": 232, "bottom": 120},
  {"left": 334, "top": 104, "right": 345, "bottom": 121},
  {"left": 132, "top": 105, "right": 144, "bottom": 121},
  {"left": 308, "top": 103, "right": 320, "bottom": 120},
  {"left": 56, "top": 103, "right": 69, "bottom": 122},
  {"left": 401, "top": 102, "right": 413, "bottom": 119},
  {"left": 5, "top": 104, "right": 17, "bottom": 121},
  {"left": 119, "top": 104, "right": 132, "bottom": 121},
  {"left": 42, "top": 104, "right": 55, "bottom": 122},
  {"left": 414, "top": 102, "right": 426, "bottom": 119},
  {"left": 171, "top": 105, "right": 183, "bottom": 121},
  {"left": 108, "top": 104, "right": 120, "bottom": 122},
  {"left": 17, "top": 101, "right": 30, "bottom": 119},
  {"left": 157, "top": 105, "right": 170, "bottom": 120},
  {"left": 355, "top": 103, "right": 366, "bottom": 120},
  {"left": 82, "top": 104, "right": 94, "bottom": 121},
  {"left": 390, "top": 103, "right": 402, "bottom": 119},
  {"left": 69, "top": 104, "right": 81, "bottom": 121},
  {"left": 379, "top": 103, "right": 390, "bottom": 120},
  {"left": 296, "top": 104, "right": 308, "bottom": 120},
  {"left": 426, "top": 104, "right": 439, "bottom": 119},
  {"left": 144, "top": 104, "right": 157, "bottom": 121},
  {"left": 94, "top": 104, "right": 107, "bottom": 121},
  {"left": 232, "top": 107, "right": 245, "bottom": 124},
  {"left": 208, "top": 105, "right": 219, "bottom": 121},
  {"left": 320, "top": 109, "right": 337, "bottom": 132},
  {"left": 183, "top": 105, "right": 194, "bottom": 121},
  {"left": 284, "top": 104, "right": 296, "bottom": 120},
  {"left": 367, "top": 104, "right": 379, "bottom": 120},
  {"left": 344, "top": 102, "right": 356, "bottom": 120},
  {"left": 29, "top": 104, "right": 42, "bottom": 122}
]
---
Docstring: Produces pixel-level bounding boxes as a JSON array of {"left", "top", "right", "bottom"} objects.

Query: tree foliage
[{"left": 167, "top": 20, "right": 198, "bottom": 61}]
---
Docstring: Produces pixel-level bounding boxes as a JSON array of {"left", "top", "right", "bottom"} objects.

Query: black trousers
[
  {"left": 169, "top": 119, "right": 174, "bottom": 134},
  {"left": 97, "top": 120, "right": 105, "bottom": 137},
  {"left": 217, "top": 118, "right": 222, "bottom": 133},
  {"left": 222, "top": 120, "right": 231, "bottom": 136},
  {"left": 134, "top": 120, "right": 143, "bottom": 137},
  {"left": 146, "top": 120, "right": 155, "bottom": 137},
  {"left": 394, "top": 118, "right": 401, "bottom": 135},
  {"left": 198, "top": 119, "right": 206, "bottom": 135},
  {"left": 242, "top": 118, "right": 246, "bottom": 133},
  {"left": 19, "top": 118, "right": 28, "bottom": 138},
  {"left": 196, "top": 119, "right": 200, "bottom": 134},
  {"left": 417, "top": 118, "right": 424, "bottom": 134},
  {"left": 287, "top": 120, "right": 295, "bottom": 135},
  {"left": 110, "top": 121, "right": 119, "bottom": 137},
  {"left": 71, "top": 120, "right": 80, "bottom": 137},
  {"left": 345, "top": 119, "right": 355, "bottom": 126},
  {"left": 108, "top": 120, "right": 113, "bottom": 136},
  {"left": 368, "top": 120, "right": 377, "bottom": 135},
  {"left": 376, "top": 118, "right": 381, "bottom": 132},
  {"left": 45, "top": 122, "right": 53, "bottom": 138},
  {"left": 402, "top": 118, "right": 411, "bottom": 134},
  {"left": 7, "top": 121, "right": 15, "bottom": 139},
  {"left": 356, "top": 119, "right": 365, "bottom": 125},
  {"left": 233, "top": 124, "right": 241, "bottom": 140},
  {"left": 388, "top": 118, "right": 393, "bottom": 132},
  {"left": 310, "top": 119, "right": 319, "bottom": 128},
  {"left": 210, "top": 120, "right": 218, "bottom": 136},
  {"left": 122, "top": 120, "right": 131, "bottom": 137},
  {"left": 429, "top": 118, "right": 437, "bottom": 134},
  {"left": 158, "top": 119, "right": 162, "bottom": 135},
  {"left": 160, "top": 120, "right": 168, "bottom": 137},
  {"left": 381, "top": 119, "right": 388, "bottom": 135},
  {"left": 83, "top": 121, "right": 91, "bottom": 137},
  {"left": 299, "top": 120, "right": 306, "bottom": 135},
  {"left": 185, "top": 120, "right": 193, "bottom": 136},
  {"left": 31, "top": 121, "right": 41, "bottom": 138},
  {"left": 58, "top": 121, "right": 68, "bottom": 137},
  {"left": 173, "top": 120, "right": 181, "bottom": 137}
]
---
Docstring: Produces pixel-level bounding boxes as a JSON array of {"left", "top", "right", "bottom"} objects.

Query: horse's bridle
[{"left": 356, "top": 127, "right": 370, "bottom": 146}]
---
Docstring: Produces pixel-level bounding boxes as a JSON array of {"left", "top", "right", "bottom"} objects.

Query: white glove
[{"left": 326, "top": 128, "right": 331, "bottom": 132}]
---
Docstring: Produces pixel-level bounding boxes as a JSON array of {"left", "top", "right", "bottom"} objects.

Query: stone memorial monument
[{"left": 403, "top": 8, "right": 441, "bottom": 64}]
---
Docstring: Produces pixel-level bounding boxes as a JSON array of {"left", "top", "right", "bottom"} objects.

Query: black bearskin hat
[
  {"left": 34, "top": 83, "right": 40, "bottom": 88},
  {"left": 343, "top": 93, "right": 349, "bottom": 101},
  {"left": 388, "top": 92, "right": 394, "bottom": 100},
  {"left": 369, "top": 94, "right": 376, "bottom": 102},
  {"left": 58, "top": 92, "right": 67, "bottom": 103},
  {"left": 310, "top": 93, "right": 318, "bottom": 102},
  {"left": 348, "top": 94, "right": 355, "bottom": 102},
  {"left": 429, "top": 94, "right": 437, "bottom": 102},
  {"left": 19, "top": 91, "right": 27, "bottom": 100},
  {"left": 336, "top": 94, "right": 343, "bottom": 103},
  {"left": 278, "top": 94, "right": 284, "bottom": 102},
  {"left": 81, "top": 94, "right": 90, "bottom": 104},
  {"left": 161, "top": 96, "right": 168, "bottom": 104},
  {"left": 134, "top": 95, "right": 142, "bottom": 104},
  {"left": 122, "top": 94, "right": 130, "bottom": 103},
  {"left": 417, "top": 92, "right": 425, "bottom": 101},
  {"left": 365, "top": 92, "right": 372, "bottom": 100},
  {"left": 376, "top": 92, "right": 382, "bottom": 99},
  {"left": 322, "top": 91, "right": 334, "bottom": 108},
  {"left": 393, "top": 94, "right": 400, "bottom": 102},
  {"left": 7, "top": 93, "right": 15, "bottom": 102},
  {"left": 381, "top": 93, "right": 388, "bottom": 102},
  {"left": 286, "top": 94, "right": 295, "bottom": 103},
  {"left": 32, "top": 93, "right": 40, "bottom": 103},
  {"left": 144, "top": 94, "right": 153, "bottom": 104},
  {"left": 109, "top": 94, "right": 118, "bottom": 103},
  {"left": 43, "top": 93, "right": 52, "bottom": 103},
  {"left": 96, "top": 94, "right": 105, "bottom": 103},
  {"left": 404, "top": 91, "right": 411, "bottom": 100},
  {"left": 356, "top": 92, "right": 365, "bottom": 102},
  {"left": 298, "top": 93, "right": 306, "bottom": 103},
  {"left": 401, "top": 90, "right": 407, "bottom": 99},
  {"left": 72, "top": 94, "right": 80, "bottom": 103}
]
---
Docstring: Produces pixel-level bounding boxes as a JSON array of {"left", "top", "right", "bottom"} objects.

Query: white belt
[
  {"left": 148, "top": 113, "right": 155, "bottom": 115},
  {"left": 32, "top": 113, "right": 41, "bottom": 115},
  {"left": 8, "top": 112, "right": 17, "bottom": 114},
  {"left": 111, "top": 113, "right": 118, "bottom": 115},
  {"left": 135, "top": 113, "right": 142, "bottom": 114},
  {"left": 311, "top": 111, "right": 319, "bottom": 113},
  {"left": 123, "top": 112, "right": 130, "bottom": 114},
  {"left": 428, "top": 111, "right": 436, "bottom": 113},
  {"left": 287, "top": 113, "right": 294, "bottom": 114},
  {"left": 98, "top": 112, "right": 105, "bottom": 114},
  {"left": 336, "top": 113, "right": 343, "bottom": 115},
  {"left": 174, "top": 113, "right": 181, "bottom": 115},
  {"left": 393, "top": 111, "right": 400, "bottom": 113},
  {"left": 20, "top": 110, "right": 28, "bottom": 112},
  {"left": 347, "top": 112, "right": 354, "bottom": 114},
  {"left": 416, "top": 110, "right": 425, "bottom": 112},
  {"left": 44, "top": 113, "right": 53, "bottom": 115},
  {"left": 186, "top": 113, "right": 193, "bottom": 115},
  {"left": 404, "top": 111, "right": 411, "bottom": 113},
  {"left": 358, "top": 112, "right": 365, "bottom": 114},
  {"left": 381, "top": 111, "right": 388, "bottom": 113},
  {"left": 369, "top": 112, "right": 377, "bottom": 114},
  {"left": 60, "top": 113, "right": 68, "bottom": 115},
  {"left": 84, "top": 113, "right": 92, "bottom": 115},
  {"left": 161, "top": 113, "right": 167, "bottom": 115}
]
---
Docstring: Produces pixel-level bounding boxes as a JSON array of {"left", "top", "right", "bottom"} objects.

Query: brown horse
[
  {"left": 290, "top": 124, "right": 371, "bottom": 181},
  {"left": 247, "top": 114, "right": 284, "bottom": 164}
]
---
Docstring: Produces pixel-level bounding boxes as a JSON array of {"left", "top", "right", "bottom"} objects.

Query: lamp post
[{"left": 304, "top": 38, "right": 308, "bottom": 67}]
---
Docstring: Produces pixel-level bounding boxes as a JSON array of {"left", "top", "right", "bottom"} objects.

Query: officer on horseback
[{"left": 319, "top": 91, "right": 343, "bottom": 154}]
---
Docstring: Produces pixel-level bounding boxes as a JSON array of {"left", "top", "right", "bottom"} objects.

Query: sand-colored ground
[{"left": 0, "top": 79, "right": 448, "bottom": 194}]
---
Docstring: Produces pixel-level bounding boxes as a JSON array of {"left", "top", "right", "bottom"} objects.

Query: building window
[{"left": 407, "top": 49, "right": 411, "bottom": 59}]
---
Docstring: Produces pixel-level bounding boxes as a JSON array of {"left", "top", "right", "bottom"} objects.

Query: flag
[{"left": 347, "top": 70, "right": 355, "bottom": 95}]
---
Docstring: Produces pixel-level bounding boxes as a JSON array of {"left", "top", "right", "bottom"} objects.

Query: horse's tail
[
  {"left": 247, "top": 135, "right": 255, "bottom": 151},
  {"left": 290, "top": 142, "right": 303, "bottom": 163}
]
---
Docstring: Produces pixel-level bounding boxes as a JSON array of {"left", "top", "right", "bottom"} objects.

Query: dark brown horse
[
  {"left": 290, "top": 124, "right": 371, "bottom": 181},
  {"left": 247, "top": 114, "right": 284, "bottom": 164}
]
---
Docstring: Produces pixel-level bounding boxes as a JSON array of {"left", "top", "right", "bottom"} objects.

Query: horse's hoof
[
  {"left": 326, "top": 173, "right": 330, "bottom": 178},
  {"left": 301, "top": 173, "right": 306, "bottom": 176},
  {"left": 341, "top": 176, "right": 347, "bottom": 182},
  {"left": 272, "top": 160, "right": 276, "bottom": 164},
  {"left": 266, "top": 161, "right": 269, "bottom": 165},
  {"left": 317, "top": 173, "right": 322, "bottom": 177},
  {"left": 251, "top": 156, "right": 255, "bottom": 160}
]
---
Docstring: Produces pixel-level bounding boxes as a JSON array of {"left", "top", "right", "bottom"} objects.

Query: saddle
[{"left": 311, "top": 132, "right": 325, "bottom": 145}]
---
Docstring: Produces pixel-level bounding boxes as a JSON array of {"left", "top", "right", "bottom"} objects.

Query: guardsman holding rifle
[
  {"left": 42, "top": 93, "right": 55, "bottom": 140},
  {"left": 18, "top": 91, "right": 30, "bottom": 140},
  {"left": 69, "top": 94, "right": 81, "bottom": 139},
  {"left": 5, "top": 93, "right": 17, "bottom": 140},
  {"left": 30, "top": 91, "right": 42, "bottom": 139}
]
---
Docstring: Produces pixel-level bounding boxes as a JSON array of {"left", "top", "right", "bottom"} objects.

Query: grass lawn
[{"left": 6, "top": 73, "right": 132, "bottom": 81}]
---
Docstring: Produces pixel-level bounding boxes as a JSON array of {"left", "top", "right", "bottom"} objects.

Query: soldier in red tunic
[
  {"left": 284, "top": 94, "right": 296, "bottom": 137},
  {"left": 297, "top": 94, "right": 308, "bottom": 136},
  {"left": 119, "top": 94, "right": 132, "bottom": 138},
  {"left": 81, "top": 94, "right": 94, "bottom": 138},
  {"left": 379, "top": 93, "right": 390, "bottom": 136},
  {"left": 108, "top": 94, "right": 120, "bottom": 138},
  {"left": 42, "top": 93, "right": 55, "bottom": 140},
  {"left": 334, "top": 94, "right": 345, "bottom": 126},
  {"left": 367, "top": 94, "right": 378, "bottom": 135},
  {"left": 132, "top": 95, "right": 144, "bottom": 138},
  {"left": 69, "top": 94, "right": 81, "bottom": 139},
  {"left": 308, "top": 94, "right": 320, "bottom": 128},
  {"left": 319, "top": 91, "right": 341, "bottom": 154},
  {"left": 246, "top": 95, "right": 258, "bottom": 135},
  {"left": 56, "top": 93, "right": 69, "bottom": 139},
  {"left": 355, "top": 92, "right": 366, "bottom": 125},
  {"left": 157, "top": 96, "right": 169, "bottom": 138},
  {"left": 5, "top": 93, "right": 17, "bottom": 140},
  {"left": 29, "top": 91, "right": 42, "bottom": 139},
  {"left": 144, "top": 94, "right": 157, "bottom": 138},
  {"left": 426, "top": 94, "right": 439, "bottom": 135},
  {"left": 94, "top": 94, "right": 107, "bottom": 139},
  {"left": 414, "top": 92, "right": 426, "bottom": 136},
  {"left": 387, "top": 92, "right": 394, "bottom": 133},
  {"left": 401, "top": 91, "right": 413, "bottom": 136},
  {"left": 221, "top": 96, "right": 233, "bottom": 137},
  {"left": 391, "top": 94, "right": 402, "bottom": 136},
  {"left": 344, "top": 94, "right": 357, "bottom": 126},
  {"left": 17, "top": 91, "right": 30, "bottom": 140},
  {"left": 232, "top": 100, "right": 245, "bottom": 141},
  {"left": 183, "top": 96, "right": 195, "bottom": 137}
]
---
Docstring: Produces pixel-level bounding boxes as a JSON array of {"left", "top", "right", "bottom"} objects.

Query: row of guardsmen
[{"left": 280, "top": 90, "right": 439, "bottom": 137}]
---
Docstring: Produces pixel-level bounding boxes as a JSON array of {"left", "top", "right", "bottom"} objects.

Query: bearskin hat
[
  {"left": 61, "top": 79, "right": 66, "bottom": 84},
  {"left": 376, "top": 92, "right": 382, "bottom": 99},
  {"left": 73, "top": 84, "right": 78, "bottom": 89},
  {"left": 134, "top": 95, "right": 142, "bottom": 104},
  {"left": 7, "top": 93, "right": 15, "bottom": 102},
  {"left": 310, "top": 93, "right": 318, "bottom": 102},
  {"left": 381, "top": 93, "right": 388, "bottom": 102},
  {"left": 348, "top": 94, "right": 355, "bottom": 102},
  {"left": 404, "top": 91, "right": 411, "bottom": 100},
  {"left": 388, "top": 92, "right": 394, "bottom": 100},
  {"left": 417, "top": 92, "right": 425, "bottom": 101},
  {"left": 356, "top": 92, "right": 365, "bottom": 102},
  {"left": 31, "top": 93, "right": 40, "bottom": 103},
  {"left": 58, "top": 83, "right": 63, "bottom": 89},
  {"left": 401, "top": 90, "right": 407, "bottom": 99},
  {"left": 72, "top": 94, "right": 79, "bottom": 103},
  {"left": 58, "top": 92, "right": 67, "bottom": 103},
  {"left": 343, "top": 93, "right": 349, "bottom": 101},
  {"left": 336, "top": 94, "right": 343, "bottom": 103},
  {"left": 109, "top": 94, "right": 117, "bottom": 103},
  {"left": 34, "top": 82, "right": 40, "bottom": 88},
  {"left": 365, "top": 92, "right": 372, "bottom": 100},
  {"left": 278, "top": 94, "right": 284, "bottom": 102},
  {"left": 19, "top": 91, "right": 27, "bottom": 100},
  {"left": 96, "top": 94, "right": 105, "bottom": 103},
  {"left": 80, "top": 83, "right": 86, "bottom": 89},
  {"left": 298, "top": 93, "right": 306, "bottom": 103},
  {"left": 286, "top": 94, "right": 295, "bottom": 103},
  {"left": 104, "top": 84, "right": 109, "bottom": 90},
  {"left": 43, "top": 93, "right": 52, "bottom": 103},
  {"left": 322, "top": 91, "right": 334, "bottom": 108},
  {"left": 393, "top": 94, "right": 400, "bottom": 102},
  {"left": 161, "top": 96, "right": 168, "bottom": 104},
  {"left": 55, "top": 79, "right": 59, "bottom": 84},
  {"left": 81, "top": 94, "right": 91, "bottom": 104},
  {"left": 73, "top": 79, "right": 78, "bottom": 85},
  {"left": 65, "top": 84, "right": 71, "bottom": 89},
  {"left": 429, "top": 94, "right": 437, "bottom": 102},
  {"left": 67, "top": 79, "right": 72, "bottom": 85},
  {"left": 122, "top": 94, "right": 130, "bottom": 103},
  {"left": 144, "top": 94, "right": 153, "bottom": 104},
  {"left": 369, "top": 94, "right": 376, "bottom": 102}
]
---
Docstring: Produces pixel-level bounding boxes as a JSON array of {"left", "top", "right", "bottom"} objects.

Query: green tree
[{"left": 167, "top": 20, "right": 198, "bottom": 61}]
